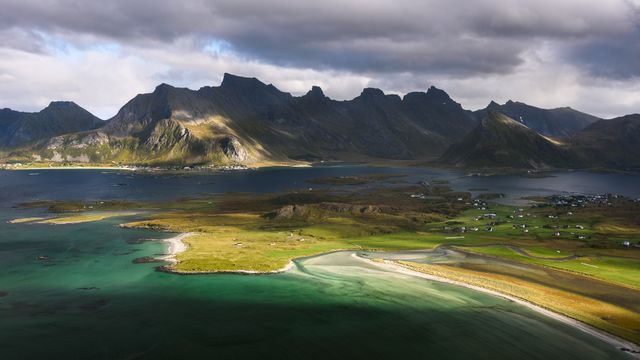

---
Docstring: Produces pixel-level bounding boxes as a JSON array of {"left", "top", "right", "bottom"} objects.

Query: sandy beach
[
  {"left": 156, "top": 233, "right": 194, "bottom": 264},
  {"left": 355, "top": 254, "right": 640, "bottom": 358}
]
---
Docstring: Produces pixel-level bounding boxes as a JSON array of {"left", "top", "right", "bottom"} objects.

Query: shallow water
[{"left": 1, "top": 167, "right": 638, "bottom": 359}]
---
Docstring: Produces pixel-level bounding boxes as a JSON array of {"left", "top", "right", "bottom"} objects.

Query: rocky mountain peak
[
  {"left": 425, "top": 86, "right": 451, "bottom": 100},
  {"left": 45, "top": 101, "right": 79, "bottom": 109},
  {"left": 307, "top": 85, "right": 325, "bottom": 98},
  {"left": 153, "top": 83, "right": 176, "bottom": 93},
  {"left": 300, "top": 85, "right": 327, "bottom": 104},
  {"left": 359, "top": 87, "right": 385, "bottom": 99},
  {"left": 40, "top": 101, "right": 101, "bottom": 122},
  {"left": 486, "top": 100, "right": 501, "bottom": 109},
  {"left": 220, "top": 73, "right": 266, "bottom": 90},
  {"left": 403, "top": 87, "right": 455, "bottom": 106}
]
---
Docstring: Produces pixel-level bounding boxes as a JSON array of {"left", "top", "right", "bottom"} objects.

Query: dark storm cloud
[
  {"left": 0, "top": 0, "right": 636, "bottom": 77},
  {"left": 569, "top": 33, "right": 640, "bottom": 79},
  {"left": 566, "top": 4, "right": 640, "bottom": 78},
  {"left": 1, "top": 0, "right": 639, "bottom": 119}
]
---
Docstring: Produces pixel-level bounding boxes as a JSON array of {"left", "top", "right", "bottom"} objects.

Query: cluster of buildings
[{"left": 541, "top": 194, "right": 623, "bottom": 208}]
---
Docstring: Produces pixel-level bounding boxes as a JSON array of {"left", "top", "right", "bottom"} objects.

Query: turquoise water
[{"left": 1, "top": 168, "right": 638, "bottom": 359}]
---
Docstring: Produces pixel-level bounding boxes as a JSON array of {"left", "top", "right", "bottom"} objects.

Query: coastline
[
  {"left": 0, "top": 159, "right": 309, "bottom": 172},
  {"left": 355, "top": 254, "right": 640, "bottom": 358},
  {"left": 5, "top": 165, "right": 137, "bottom": 171},
  {"left": 155, "top": 233, "right": 194, "bottom": 264}
]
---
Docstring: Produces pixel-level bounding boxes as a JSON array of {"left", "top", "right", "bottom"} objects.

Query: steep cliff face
[{"left": 219, "top": 136, "right": 247, "bottom": 163}]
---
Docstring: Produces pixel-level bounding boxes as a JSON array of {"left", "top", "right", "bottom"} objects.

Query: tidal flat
[{"left": 1, "top": 167, "right": 640, "bottom": 359}]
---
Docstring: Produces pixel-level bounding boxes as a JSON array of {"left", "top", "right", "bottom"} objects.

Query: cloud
[
  {"left": 0, "top": 0, "right": 638, "bottom": 118},
  {"left": 1, "top": 0, "right": 635, "bottom": 75}
]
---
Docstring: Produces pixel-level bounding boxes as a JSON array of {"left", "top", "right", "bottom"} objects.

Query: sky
[{"left": 0, "top": 0, "right": 639, "bottom": 119}]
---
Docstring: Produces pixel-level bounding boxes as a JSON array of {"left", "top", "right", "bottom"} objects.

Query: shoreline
[
  {"left": 155, "top": 233, "right": 194, "bottom": 264},
  {"left": 0, "top": 160, "right": 308, "bottom": 172},
  {"left": 5, "top": 166, "right": 137, "bottom": 171},
  {"left": 355, "top": 254, "right": 640, "bottom": 358}
]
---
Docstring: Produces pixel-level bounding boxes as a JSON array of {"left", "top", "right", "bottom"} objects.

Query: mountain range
[{"left": 1, "top": 73, "right": 638, "bottom": 170}]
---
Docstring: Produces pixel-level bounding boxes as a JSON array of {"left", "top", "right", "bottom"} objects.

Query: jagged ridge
[{"left": 6, "top": 73, "right": 478, "bottom": 166}]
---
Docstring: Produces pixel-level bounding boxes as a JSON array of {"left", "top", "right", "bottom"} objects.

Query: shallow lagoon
[{"left": 1, "top": 167, "right": 639, "bottom": 359}]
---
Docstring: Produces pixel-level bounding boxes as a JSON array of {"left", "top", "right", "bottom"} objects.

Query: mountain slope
[
  {"left": 0, "top": 102, "right": 104, "bottom": 148},
  {"left": 6, "top": 73, "right": 478, "bottom": 166},
  {"left": 439, "top": 111, "right": 573, "bottom": 169},
  {"left": 475, "top": 100, "right": 600, "bottom": 138},
  {"left": 570, "top": 114, "right": 640, "bottom": 168}
]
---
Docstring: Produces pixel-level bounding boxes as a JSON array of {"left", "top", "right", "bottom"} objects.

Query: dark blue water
[{"left": 2, "top": 167, "right": 640, "bottom": 208}]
